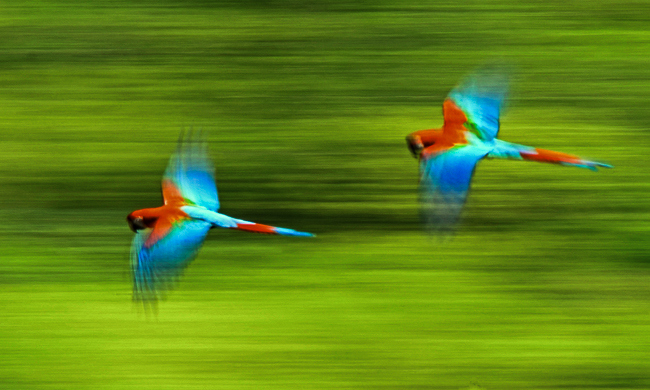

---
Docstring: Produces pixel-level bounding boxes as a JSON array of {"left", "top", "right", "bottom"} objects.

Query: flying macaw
[
  {"left": 127, "top": 131, "right": 313, "bottom": 303},
  {"left": 406, "top": 67, "right": 612, "bottom": 231}
]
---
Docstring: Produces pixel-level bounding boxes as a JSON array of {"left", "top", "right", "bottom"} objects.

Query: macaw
[
  {"left": 127, "top": 131, "right": 313, "bottom": 303},
  {"left": 406, "top": 67, "right": 612, "bottom": 231}
]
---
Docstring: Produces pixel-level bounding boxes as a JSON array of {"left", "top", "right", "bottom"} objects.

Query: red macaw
[
  {"left": 127, "top": 131, "right": 313, "bottom": 303},
  {"left": 406, "top": 67, "right": 612, "bottom": 231}
]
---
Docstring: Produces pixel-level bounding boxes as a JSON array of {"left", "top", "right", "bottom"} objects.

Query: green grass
[{"left": 1, "top": 1, "right": 649, "bottom": 389}]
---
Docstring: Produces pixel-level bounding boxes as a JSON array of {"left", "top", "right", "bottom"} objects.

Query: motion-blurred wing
[
  {"left": 163, "top": 130, "right": 219, "bottom": 211},
  {"left": 446, "top": 66, "right": 510, "bottom": 141},
  {"left": 130, "top": 219, "right": 212, "bottom": 302},
  {"left": 419, "top": 144, "right": 488, "bottom": 231}
]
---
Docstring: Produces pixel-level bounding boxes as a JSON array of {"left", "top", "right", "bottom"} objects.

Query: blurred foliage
[{"left": 1, "top": 1, "right": 649, "bottom": 389}]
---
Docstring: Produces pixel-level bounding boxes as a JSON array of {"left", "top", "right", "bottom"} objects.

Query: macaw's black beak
[
  {"left": 127, "top": 217, "right": 146, "bottom": 232},
  {"left": 406, "top": 136, "right": 424, "bottom": 158}
]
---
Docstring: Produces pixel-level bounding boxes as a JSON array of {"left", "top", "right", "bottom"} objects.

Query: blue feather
[
  {"left": 419, "top": 145, "right": 488, "bottom": 232},
  {"left": 131, "top": 220, "right": 211, "bottom": 302},
  {"left": 447, "top": 66, "right": 510, "bottom": 141},
  {"left": 163, "top": 130, "right": 219, "bottom": 211}
]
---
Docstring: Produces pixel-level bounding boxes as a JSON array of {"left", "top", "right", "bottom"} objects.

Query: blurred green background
[{"left": 1, "top": 1, "right": 648, "bottom": 389}]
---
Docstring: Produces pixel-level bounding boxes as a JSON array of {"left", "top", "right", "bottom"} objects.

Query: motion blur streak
[{"left": 0, "top": 1, "right": 648, "bottom": 390}]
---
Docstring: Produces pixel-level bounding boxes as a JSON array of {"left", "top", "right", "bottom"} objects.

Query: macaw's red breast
[
  {"left": 408, "top": 99, "right": 469, "bottom": 156},
  {"left": 133, "top": 180, "right": 191, "bottom": 248},
  {"left": 409, "top": 100, "right": 469, "bottom": 160},
  {"left": 131, "top": 204, "right": 190, "bottom": 249},
  {"left": 144, "top": 207, "right": 190, "bottom": 248}
]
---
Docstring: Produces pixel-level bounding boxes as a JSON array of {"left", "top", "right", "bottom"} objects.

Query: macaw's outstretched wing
[
  {"left": 419, "top": 144, "right": 488, "bottom": 232},
  {"left": 163, "top": 130, "right": 219, "bottom": 211},
  {"left": 130, "top": 219, "right": 211, "bottom": 303},
  {"left": 445, "top": 66, "right": 510, "bottom": 141}
]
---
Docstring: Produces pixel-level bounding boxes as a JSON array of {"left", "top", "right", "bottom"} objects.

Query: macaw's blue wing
[
  {"left": 163, "top": 130, "right": 219, "bottom": 211},
  {"left": 446, "top": 66, "right": 511, "bottom": 141},
  {"left": 419, "top": 144, "right": 488, "bottom": 232},
  {"left": 130, "top": 219, "right": 212, "bottom": 303}
]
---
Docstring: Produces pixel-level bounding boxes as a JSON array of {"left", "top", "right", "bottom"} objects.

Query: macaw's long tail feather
[
  {"left": 520, "top": 148, "right": 613, "bottom": 171},
  {"left": 181, "top": 207, "right": 315, "bottom": 237},
  {"left": 489, "top": 140, "right": 612, "bottom": 171},
  {"left": 233, "top": 222, "right": 315, "bottom": 237}
]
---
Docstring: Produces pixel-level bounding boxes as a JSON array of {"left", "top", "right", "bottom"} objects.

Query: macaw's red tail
[
  {"left": 520, "top": 148, "right": 612, "bottom": 171},
  {"left": 232, "top": 222, "right": 314, "bottom": 237},
  {"left": 233, "top": 222, "right": 277, "bottom": 234}
]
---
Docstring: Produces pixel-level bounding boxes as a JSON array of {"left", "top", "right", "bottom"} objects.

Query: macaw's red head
[{"left": 127, "top": 211, "right": 156, "bottom": 232}]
